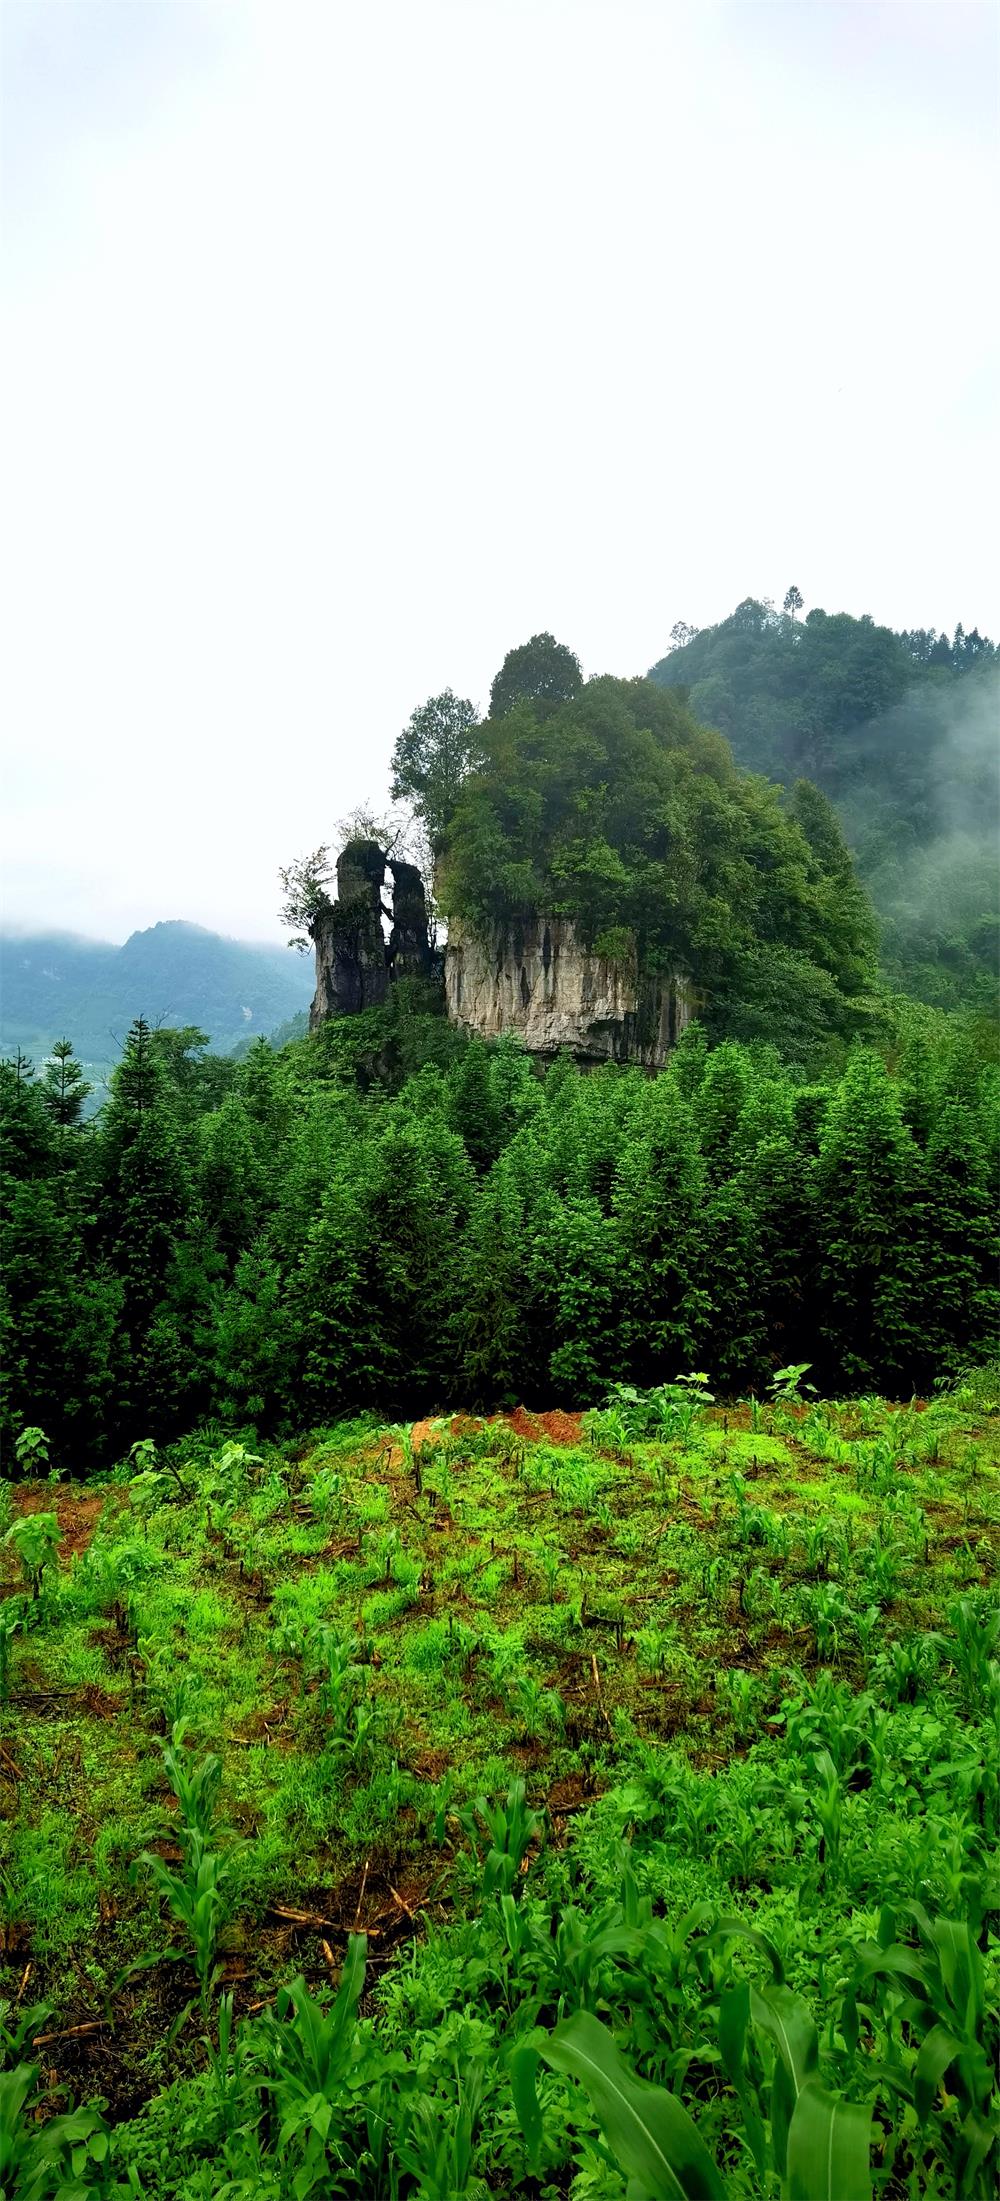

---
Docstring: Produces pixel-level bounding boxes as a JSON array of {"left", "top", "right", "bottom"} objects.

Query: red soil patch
[
  {"left": 502, "top": 1407, "right": 585, "bottom": 1446},
  {"left": 409, "top": 1414, "right": 483, "bottom": 1453},
  {"left": 408, "top": 1408, "right": 584, "bottom": 1453},
  {"left": 17, "top": 1487, "right": 104, "bottom": 1561}
]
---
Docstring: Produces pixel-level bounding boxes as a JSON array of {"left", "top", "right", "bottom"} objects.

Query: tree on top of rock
[
  {"left": 390, "top": 689, "right": 482, "bottom": 855},
  {"left": 489, "top": 633, "right": 583, "bottom": 721}
]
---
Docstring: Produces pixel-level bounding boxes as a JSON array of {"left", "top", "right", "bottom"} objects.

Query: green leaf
[
  {"left": 712, "top": 1917, "right": 786, "bottom": 1984},
  {"left": 913, "top": 2023, "right": 965, "bottom": 2125},
  {"left": 718, "top": 1985, "right": 767, "bottom": 2179},
  {"left": 509, "top": 2039, "right": 544, "bottom": 2170},
  {"left": 750, "top": 1986, "right": 818, "bottom": 2176},
  {"left": 750, "top": 1985, "right": 818, "bottom": 2096},
  {"left": 718, "top": 1984, "right": 750, "bottom": 2091},
  {"left": 541, "top": 2010, "right": 727, "bottom": 2199},
  {"left": 786, "top": 2080, "right": 873, "bottom": 2201}
]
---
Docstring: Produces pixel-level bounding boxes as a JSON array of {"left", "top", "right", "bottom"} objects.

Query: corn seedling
[
  {"left": 717, "top": 1665, "right": 757, "bottom": 1734},
  {"left": 308, "top": 1624, "right": 374, "bottom": 1762},
  {"left": 946, "top": 1593, "right": 1000, "bottom": 1712},
  {"left": 843, "top": 1901, "right": 999, "bottom": 2197},
  {"left": 514, "top": 1672, "right": 566, "bottom": 1737},
  {"left": 514, "top": 1996, "right": 874, "bottom": 2200},
  {"left": 133, "top": 1728, "right": 234, "bottom": 2019},
  {"left": 458, "top": 1779, "right": 546, "bottom": 1901},
  {"left": 255, "top": 1939, "right": 367, "bottom": 2176}
]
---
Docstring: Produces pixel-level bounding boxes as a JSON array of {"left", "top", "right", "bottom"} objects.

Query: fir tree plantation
[{"left": 2, "top": 608, "right": 998, "bottom": 2199}]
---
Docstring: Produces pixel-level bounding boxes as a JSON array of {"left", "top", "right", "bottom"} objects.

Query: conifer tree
[
  {"left": 457, "top": 1157, "right": 531, "bottom": 1402},
  {"left": 703, "top": 1181, "right": 767, "bottom": 1390},
  {"left": 911, "top": 1099, "right": 999, "bottom": 1374},
  {"left": 213, "top": 1238, "right": 292, "bottom": 1423},
  {"left": 197, "top": 1096, "right": 268, "bottom": 1268},
  {"left": 534, "top": 1192, "right": 621, "bottom": 1397},
  {"left": 693, "top": 1043, "right": 753, "bottom": 1186},
  {"left": 445, "top": 1040, "right": 506, "bottom": 1173},
  {"left": 815, "top": 1052, "right": 922, "bottom": 1386},
  {"left": 96, "top": 1018, "right": 193, "bottom": 1428},
  {"left": 39, "top": 1038, "right": 92, "bottom": 1130},
  {"left": 612, "top": 1081, "right": 710, "bottom": 1382}
]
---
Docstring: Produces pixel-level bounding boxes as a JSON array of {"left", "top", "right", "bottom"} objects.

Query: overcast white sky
[{"left": 2, "top": 0, "right": 997, "bottom": 943}]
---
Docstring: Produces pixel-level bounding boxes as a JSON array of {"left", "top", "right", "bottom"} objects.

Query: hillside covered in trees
[
  {"left": 0, "top": 920, "right": 314, "bottom": 1067},
  {"left": 648, "top": 599, "right": 998, "bottom": 1012},
  {"left": 434, "top": 667, "right": 878, "bottom": 1058}
]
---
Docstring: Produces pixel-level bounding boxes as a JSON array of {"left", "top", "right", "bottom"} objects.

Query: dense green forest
[
  {"left": 648, "top": 599, "right": 998, "bottom": 1013},
  {"left": 3, "top": 990, "right": 996, "bottom": 1466}
]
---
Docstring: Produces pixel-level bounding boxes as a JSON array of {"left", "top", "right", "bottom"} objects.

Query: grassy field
[{"left": 2, "top": 1380, "right": 998, "bottom": 2197}]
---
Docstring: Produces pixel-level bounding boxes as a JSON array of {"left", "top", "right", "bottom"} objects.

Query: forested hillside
[
  {"left": 436, "top": 670, "right": 878, "bottom": 1056},
  {"left": 649, "top": 600, "right": 998, "bottom": 1010},
  {"left": 3, "top": 993, "right": 996, "bottom": 1467},
  {"left": 0, "top": 920, "right": 314, "bottom": 1065}
]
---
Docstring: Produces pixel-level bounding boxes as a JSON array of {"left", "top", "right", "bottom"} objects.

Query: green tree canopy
[
  {"left": 489, "top": 632, "right": 583, "bottom": 721},
  {"left": 390, "top": 689, "right": 482, "bottom": 853},
  {"left": 438, "top": 674, "right": 878, "bottom": 1049},
  {"left": 649, "top": 597, "right": 998, "bottom": 1010}
]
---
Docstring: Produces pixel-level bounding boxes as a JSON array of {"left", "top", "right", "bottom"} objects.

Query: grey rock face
[
  {"left": 444, "top": 916, "right": 692, "bottom": 1066},
  {"left": 388, "top": 861, "right": 434, "bottom": 981},
  {"left": 310, "top": 845, "right": 436, "bottom": 1030},
  {"left": 310, "top": 840, "right": 390, "bottom": 1029}
]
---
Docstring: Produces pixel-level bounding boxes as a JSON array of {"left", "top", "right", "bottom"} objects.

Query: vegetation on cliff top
[{"left": 437, "top": 674, "right": 878, "bottom": 1052}]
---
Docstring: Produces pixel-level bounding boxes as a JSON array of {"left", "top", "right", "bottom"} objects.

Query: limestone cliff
[
  {"left": 310, "top": 841, "right": 390, "bottom": 1029},
  {"left": 444, "top": 916, "right": 693, "bottom": 1067},
  {"left": 310, "top": 842, "right": 435, "bottom": 1031},
  {"left": 309, "top": 841, "right": 691, "bottom": 1065},
  {"left": 388, "top": 861, "right": 434, "bottom": 983}
]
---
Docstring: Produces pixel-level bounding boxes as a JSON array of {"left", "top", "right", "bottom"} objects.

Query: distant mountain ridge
[
  {"left": 0, "top": 919, "right": 314, "bottom": 1063},
  {"left": 648, "top": 599, "right": 999, "bottom": 1012}
]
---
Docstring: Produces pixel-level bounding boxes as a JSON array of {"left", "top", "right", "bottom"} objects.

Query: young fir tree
[
  {"left": 612, "top": 1080, "right": 710, "bottom": 1383},
  {"left": 196, "top": 1096, "right": 268, "bottom": 1270},
  {"left": 39, "top": 1038, "right": 92, "bottom": 1130},
  {"left": 534, "top": 1192, "right": 622, "bottom": 1399},
  {"left": 213, "top": 1238, "right": 293, "bottom": 1425},
  {"left": 815, "top": 1051, "right": 922, "bottom": 1388},
  {"left": 96, "top": 1018, "right": 193, "bottom": 1429},
  {"left": 444, "top": 1040, "right": 507, "bottom": 1174},
  {"left": 1, "top": 1179, "right": 100, "bottom": 1461},
  {"left": 703, "top": 1181, "right": 768, "bottom": 1391},
  {"left": 292, "top": 1170, "right": 370, "bottom": 1416},
  {"left": 354, "top": 1118, "right": 475, "bottom": 1407},
  {"left": 911, "top": 1099, "right": 1000, "bottom": 1375},
  {"left": 457, "top": 1156, "right": 531, "bottom": 1403},
  {"left": 692, "top": 1042, "right": 753, "bottom": 1187},
  {"left": 737, "top": 1135, "right": 818, "bottom": 1378}
]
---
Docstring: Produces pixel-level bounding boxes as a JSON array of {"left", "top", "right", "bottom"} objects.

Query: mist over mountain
[
  {"left": 0, "top": 919, "right": 314, "bottom": 1063},
  {"left": 650, "top": 600, "right": 998, "bottom": 1012}
]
